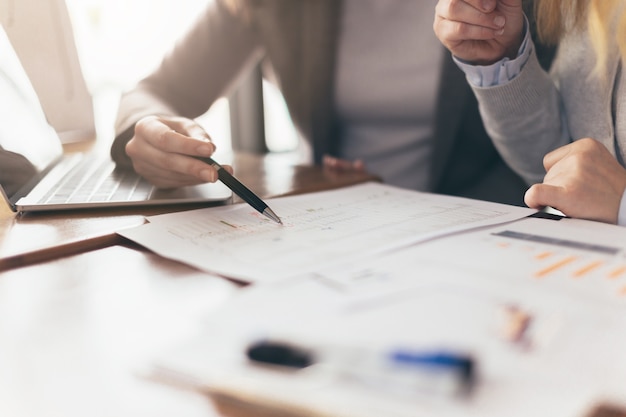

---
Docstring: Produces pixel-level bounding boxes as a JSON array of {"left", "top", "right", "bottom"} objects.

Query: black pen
[{"left": 194, "top": 156, "right": 282, "bottom": 224}]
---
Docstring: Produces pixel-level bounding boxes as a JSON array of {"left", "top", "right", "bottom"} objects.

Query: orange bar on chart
[
  {"left": 609, "top": 266, "right": 626, "bottom": 280},
  {"left": 535, "top": 251, "right": 553, "bottom": 260},
  {"left": 535, "top": 256, "right": 577, "bottom": 278},
  {"left": 572, "top": 261, "right": 604, "bottom": 278}
]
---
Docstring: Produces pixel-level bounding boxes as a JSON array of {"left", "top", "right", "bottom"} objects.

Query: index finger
[
  {"left": 135, "top": 117, "right": 216, "bottom": 158},
  {"left": 161, "top": 116, "right": 213, "bottom": 143}
]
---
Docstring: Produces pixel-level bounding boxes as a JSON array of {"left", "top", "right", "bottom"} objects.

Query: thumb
[
  {"left": 494, "top": 0, "right": 525, "bottom": 57},
  {"left": 496, "top": 0, "right": 524, "bottom": 27},
  {"left": 524, "top": 183, "right": 565, "bottom": 211}
]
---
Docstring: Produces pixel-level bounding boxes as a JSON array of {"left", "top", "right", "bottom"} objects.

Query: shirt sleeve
[{"left": 452, "top": 17, "right": 532, "bottom": 87}]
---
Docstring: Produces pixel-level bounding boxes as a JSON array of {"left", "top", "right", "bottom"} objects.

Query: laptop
[{"left": 0, "top": 26, "right": 231, "bottom": 213}]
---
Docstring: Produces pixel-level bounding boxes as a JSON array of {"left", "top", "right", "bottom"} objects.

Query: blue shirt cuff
[{"left": 452, "top": 16, "right": 532, "bottom": 87}]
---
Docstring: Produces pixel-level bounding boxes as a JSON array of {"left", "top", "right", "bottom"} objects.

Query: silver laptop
[{"left": 0, "top": 26, "right": 231, "bottom": 213}]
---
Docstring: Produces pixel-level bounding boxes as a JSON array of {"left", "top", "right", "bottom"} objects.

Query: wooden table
[
  {"left": 0, "top": 150, "right": 379, "bottom": 417},
  {"left": 0, "top": 151, "right": 378, "bottom": 270},
  {"left": 0, "top": 245, "right": 236, "bottom": 417}
]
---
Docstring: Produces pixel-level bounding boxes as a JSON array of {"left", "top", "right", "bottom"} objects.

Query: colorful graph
[{"left": 489, "top": 230, "right": 626, "bottom": 299}]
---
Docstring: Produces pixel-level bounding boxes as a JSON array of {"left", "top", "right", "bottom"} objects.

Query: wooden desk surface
[
  {"left": 0, "top": 149, "right": 379, "bottom": 417},
  {"left": 0, "top": 151, "right": 379, "bottom": 270},
  {"left": 0, "top": 244, "right": 239, "bottom": 417}
]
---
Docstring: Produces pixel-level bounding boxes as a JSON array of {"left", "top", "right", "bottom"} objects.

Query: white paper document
[
  {"left": 118, "top": 183, "right": 534, "bottom": 283},
  {"left": 312, "top": 216, "right": 626, "bottom": 306},
  {"left": 150, "top": 216, "right": 626, "bottom": 417}
]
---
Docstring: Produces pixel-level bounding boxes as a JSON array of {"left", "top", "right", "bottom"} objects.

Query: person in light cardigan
[{"left": 434, "top": 0, "right": 626, "bottom": 225}]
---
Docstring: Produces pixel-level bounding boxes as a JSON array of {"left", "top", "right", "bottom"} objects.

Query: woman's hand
[
  {"left": 125, "top": 115, "right": 232, "bottom": 189},
  {"left": 433, "top": 0, "right": 525, "bottom": 64},
  {"left": 525, "top": 138, "right": 626, "bottom": 224}
]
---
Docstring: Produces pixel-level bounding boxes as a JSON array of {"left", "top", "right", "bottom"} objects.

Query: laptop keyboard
[{"left": 40, "top": 156, "right": 154, "bottom": 204}]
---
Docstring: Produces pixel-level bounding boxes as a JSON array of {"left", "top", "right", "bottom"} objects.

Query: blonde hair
[{"left": 535, "top": 0, "right": 626, "bottom": 74}]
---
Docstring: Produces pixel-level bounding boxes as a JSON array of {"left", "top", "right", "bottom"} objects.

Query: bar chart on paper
[
  {"left": 490, "top": 229, "right": 626, "bottom": 282},
  {"left": 427, "top": 218, "right": 626, "bottom": 304},
  {"left": 311, "top": 217, "right": 626, "bottom": 309}
]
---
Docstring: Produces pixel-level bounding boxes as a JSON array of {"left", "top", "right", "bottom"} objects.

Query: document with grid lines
[{"left": 118, "top": 182, "right": 534, "bottom": 283}]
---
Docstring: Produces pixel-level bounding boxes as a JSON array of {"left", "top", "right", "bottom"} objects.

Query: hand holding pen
[{"left": 125, "top": 115, "right": 282, "bottom": 223}]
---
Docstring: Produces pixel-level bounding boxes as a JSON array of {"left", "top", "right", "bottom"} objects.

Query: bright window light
[{"left": 65, "top": 0, "right": 298, "bottom": 153}]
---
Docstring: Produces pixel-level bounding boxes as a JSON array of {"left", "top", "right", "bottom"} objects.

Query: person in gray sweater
[
  {"left": 434, "top": 0, "right": 626, "bottom": 225},
  {"left": 111, "top": 0, "right": 554, "bottom": 206}
]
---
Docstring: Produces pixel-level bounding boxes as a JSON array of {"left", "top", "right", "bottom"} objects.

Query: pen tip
[{"left": 264, "top": 208, "right": 282, "bottom": 225}]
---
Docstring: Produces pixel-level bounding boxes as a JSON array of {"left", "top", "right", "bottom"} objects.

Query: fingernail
[
  {"left": 482, "top": 0, "right": 495, "bottom": 11},
  {"left": 494, "top": 16, "right": 505, "bottom": 27},
  {"left": 496, "top": 27, "right": 505, "bottom": 36}
]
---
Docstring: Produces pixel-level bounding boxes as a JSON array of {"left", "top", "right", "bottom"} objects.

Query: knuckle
[
  {"left": 446, "top": 0, "right": 465, "bottom": 16},
  {"left": 156, "top": 128, "right": 171, "bottom": 148},
  {"left": 133, "top": 119, "right": 148, "bottom": 136},
  {"left": 125, "top": 139, "right": 139, "bottom": 158},
  {"left": 134, "top": 115, "right": 156, "bottom": 134},
  {"left": 434, "top": 1, "right": 448, "bottom": 17},
  {"left": 157, "top": 151, "right": 175, "bottom": 171},
  {"left": 579, "top": 137, "right": 599, "bottom": 151},
  {"left": 436, "top": 0, "right": 461, "bottom": 20},
  {"left": 450, "top": 20, "right": 469, "bottom": 37}
]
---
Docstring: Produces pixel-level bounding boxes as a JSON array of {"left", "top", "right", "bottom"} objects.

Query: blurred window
[{"left": 64, "top": 0, "right": 298, "bottom": 152}]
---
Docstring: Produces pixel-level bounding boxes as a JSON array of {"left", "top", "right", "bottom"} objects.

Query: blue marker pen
[{"left": 390, "top": 350, "right": 475, "bottom": 387}]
